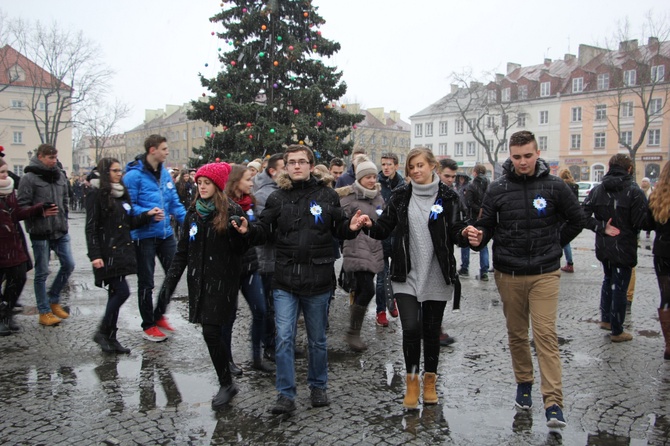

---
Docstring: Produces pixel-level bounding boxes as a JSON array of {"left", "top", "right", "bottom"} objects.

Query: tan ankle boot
[
  {"left": 50, "top": 303, "right": 69, "bottom": 320},
  {"left": 39, "top": 312, "right": 61, "bottom": 326},
  {"left": 403, "top": 373, "right": 420, "bottom": 409},
  {"left": 423, "top": 372, "right": 438, "bottom": 404},
  {"left": 659, "top": 308, "right": 670, "bottom": 360}
]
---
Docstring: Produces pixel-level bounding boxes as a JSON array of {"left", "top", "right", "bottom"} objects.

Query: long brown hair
[
  {"left": 225, "top": 164, "right": 256, "bottom": 206},
  {"left": 195, "top": 179, "right": 229, "bottom": 234},
  {"left": 649, "top": 161, "right": 670, "bottom": 224}
]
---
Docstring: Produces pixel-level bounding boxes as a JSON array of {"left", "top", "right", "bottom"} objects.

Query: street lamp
[{"left": 27, "top": 150, "right": 33, "bottom": 160}]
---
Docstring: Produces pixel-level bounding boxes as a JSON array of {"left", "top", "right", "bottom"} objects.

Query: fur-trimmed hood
[
  {"left": 335, "top": 183, "right": 381, "bottom": 198},
  {"left": 275, "top": 170, "right": 330, "bottom": 190}
]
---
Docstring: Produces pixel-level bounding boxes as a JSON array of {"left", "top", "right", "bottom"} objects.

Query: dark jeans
[
  {"left": 0, "top": 262, "right": 28, "bottom": 307},
  {"left": 600, "top": 260, "right": 633, "bottom": 335},
  {"left": 395, "top": 293, "right": 446, "bottom": 374},
  {"left": 654, "top": 256, "right": 670, "bottom": 310},
  {"left": 260, "top": 273, "right": 275, "bottom": 350},
  {"left": 222, "top": 271, "right": 267, "bottom": 362},
  {"left": 354, "top": 271, "right": 376, "bottom": 308},
  {"left": 203, "top": 323, "right": 232, "bottom": 386},
  {"left": 101, "top": 276, "right": 130, "bottom": 330},
  {"left": 135, "top": 236, "right": 177, "bottom": 330}
]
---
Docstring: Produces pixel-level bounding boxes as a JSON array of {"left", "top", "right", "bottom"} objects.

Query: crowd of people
[{"left": 1, "top": 131, "right": 669, "bottom": 431}]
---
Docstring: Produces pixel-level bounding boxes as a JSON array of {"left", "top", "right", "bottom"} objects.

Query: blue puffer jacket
[{"left": 124, "top": 155, "right": 186, "bottom": 240}]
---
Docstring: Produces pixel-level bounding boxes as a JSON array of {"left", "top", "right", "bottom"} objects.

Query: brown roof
[{"left": 0, "top": 45, "right": 70, "bottom": 90}]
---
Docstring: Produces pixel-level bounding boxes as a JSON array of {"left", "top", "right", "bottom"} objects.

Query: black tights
[
  {"left": 353, "top": 271, "right": 376, "bottom": 307},
  {"left": 394, "top": 293, "right": 446, "bottom": 374},
  {"left": 654, "top": 257, "right": 670, "bottom": 310},
  {"left": 202, "top": 324, "right": 231, "bottom": 387}
]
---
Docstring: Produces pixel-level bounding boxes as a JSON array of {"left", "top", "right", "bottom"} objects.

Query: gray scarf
[{"left": 352, "top": 180, "right": 379, "bottom": 200}]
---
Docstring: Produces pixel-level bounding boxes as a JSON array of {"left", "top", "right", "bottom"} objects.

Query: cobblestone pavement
[{"left": 1, "top": 212, "right": 669, "bottom": 445}]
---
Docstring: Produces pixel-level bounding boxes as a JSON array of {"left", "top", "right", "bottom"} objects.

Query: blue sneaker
[
  {"left": 515, "top": 382, "right": 532, "bottom": 410},
  {"left": 545, "top": 404, "right": 567, "bottom": 428}
]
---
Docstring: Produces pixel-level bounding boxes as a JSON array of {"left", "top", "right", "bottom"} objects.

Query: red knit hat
[{"left": 195, "top": 162, "right": 232, "bottom": 191}]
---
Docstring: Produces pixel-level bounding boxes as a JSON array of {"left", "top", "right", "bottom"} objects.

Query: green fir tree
[{"left": 188, "top": 0, "right": 363, "bottom": 166}]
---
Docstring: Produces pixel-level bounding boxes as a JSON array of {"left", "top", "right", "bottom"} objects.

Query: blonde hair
[
  {"left": 559, "top": 169, "right": 576, "bottom": 185},
  {"left": 404, "top": 147, "right": 437, "bottom": 178},
  {"left": 649, "top": 161, "right": 670, "bottom": 224}
]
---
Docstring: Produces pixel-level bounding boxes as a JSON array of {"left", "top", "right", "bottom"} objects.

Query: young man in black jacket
[{"left": 464, "top": 130, "right": 584, "bottom": 430}]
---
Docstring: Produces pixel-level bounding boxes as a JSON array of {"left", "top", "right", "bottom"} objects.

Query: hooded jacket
[
  {"left": 475, "top": 158, "right": 585, "bottom": 275},
  {"left": 17, "top": 156, "right": 69, "bottom": 240},
  {"left": 251, "top": 172, "right": 358, "bottom": 295},
  {"left": 583, "top": 165, "right": 649, "bottom": 267},
  {"left": 337, "top": 183, "right": 385, "bottom": 274},
  {"left": 252, "top": 169, "right": 279, "bottom": 274},
  {"left": 124, "top": 154, "right": 186, "bottom": 240},
  {"left": 0, "top": 187, "right": 43, "bottom": 268}
]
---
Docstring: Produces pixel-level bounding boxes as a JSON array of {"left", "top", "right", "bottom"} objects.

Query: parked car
[{"left": 577, "top": 181, "right": 600, "bottom": 203}]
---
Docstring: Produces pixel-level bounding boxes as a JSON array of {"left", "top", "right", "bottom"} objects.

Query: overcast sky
[{"left": 1, "top": 0, "right": 667, "bottom": 132}]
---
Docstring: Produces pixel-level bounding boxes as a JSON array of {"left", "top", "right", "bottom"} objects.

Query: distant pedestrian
[
  {"left": 559, "top": 169, "right": 579, "bottom": 273},
  {"left": 335, "top": 148, "right": 366, "bottom": 188},
  {"left": 461, "top": 164, "right": 490, "bottom": 281},
  {"left": 464, "top": 130, "right": 584, "bottom": 429},
  {"left": 159, "top": 162, "right": 249, "bottom": 410},
  {"left": 85, "top": 158, "right": 161, "bottom": 353},
  {"left": 583, "top": 154, "right": 649, "bottom": 343},
  {"left": 647, "top": 162, "right": 670, "bottom": 360},
  {"left": 17, "top": 143, "right": 75, "bottom": 327},
  {"left": 366, "top": 147, "right": 468, "bottom": 409}
]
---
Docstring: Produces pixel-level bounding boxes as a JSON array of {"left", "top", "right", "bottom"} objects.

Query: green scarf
[{"left": 196, "top": 198, "right": 216, "bottom": 220}]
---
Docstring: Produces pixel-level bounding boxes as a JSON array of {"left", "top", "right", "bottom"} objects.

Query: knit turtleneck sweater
[{"left": 393, "top": 174, "right": 452, "bottom": 302}]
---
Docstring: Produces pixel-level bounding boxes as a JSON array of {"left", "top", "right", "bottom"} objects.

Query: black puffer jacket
[
  {"left": 475, "top": 158, "right": 585, "bottom": 275},
  {"left": 367, "top": 181, "right": 468, "bottom": 285},
  {"left": 583, "top": 165, "right": 649, "bottom": 267},
  {"left": 159, "top": 201, "right": 249, "bottom": 325},
  {"left": 84, "top": 184, "right": 153, "bottom": 287},
  {"left": 251, "top": 172, "right": 358, "bottom": 295}
]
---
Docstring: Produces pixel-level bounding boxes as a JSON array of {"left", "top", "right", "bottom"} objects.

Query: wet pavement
[{"left": 1, "top": 212, "right": 669, "bottom": 445}]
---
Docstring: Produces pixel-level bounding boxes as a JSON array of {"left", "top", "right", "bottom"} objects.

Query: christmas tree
[{"left": 188, "top": 0, "right": 363, "bottom": 165}]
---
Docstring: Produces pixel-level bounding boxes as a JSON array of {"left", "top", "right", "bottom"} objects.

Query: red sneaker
[
  {"left": 143, "top": 326, "right": 167, "bottom": 342},
  {"left": 389, "top": 299, "right": 399, "bottom": 318},
  {"left": 155, "top": 317, "right": 175, "bottom": 331},
  {"left": 376, "top": 311, "right": 389, "bottom": 327}
]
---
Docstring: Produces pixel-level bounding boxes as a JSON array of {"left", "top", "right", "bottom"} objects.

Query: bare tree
[
  {"left": 76, "top": 99, "right": 130, "bottom": 163},
  {"left": 595, "top": 13, "right": 670, "bottom": 180},
  {"left": 443, "top": 70, "right": 524, "bottom": 176},
  {"left": 7, "top": 17, "right": 113, "bottom": 149}
]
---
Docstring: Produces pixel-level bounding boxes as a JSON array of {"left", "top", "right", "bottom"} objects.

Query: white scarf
[
  {"left": 89, "top": 178, "right": 125, "bottom": 198},
  {"left": 0, "top": 177, "right": 14, "bottom": 196}
]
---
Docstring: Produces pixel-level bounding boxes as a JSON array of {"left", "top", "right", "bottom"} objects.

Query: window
[
  {"left": 438, "top": 143, "right": 448, "bottom": 156},
  {"left": 13, "top": 165, "right": 24, "bottom": 176},
  {"left": 594, "top": 132, "right": 606, "bottom": 149},
  {"left": 488, "top": 90, "right": 496, "bottom": 103},
  {"left": 466, "top": 141, "right": 476, "bottom": 156},
  {"left": 648, "top": 129, "right": 661, "bottom": 146},
  {"left": 359, "top": 134, "right": 365, "bottom": 145},
  {"left": 38, "top": 102, "right": 47, "bottom": 111},
  {"left": 439, "top": 121, "right": 448, "bottom": 135},
  {"left": 392, "top": 137, "right": 397, "bottom": 146},
  {"left": 570, "top": 134, "right": 581, "bottom": 149},
  {"left": 425, "top": 122, "right": 433, "bottom": 137},
  {"left": 620, "top": 131, "right": 632, "bottom": 147},
  {"left": 425, "top": 144, "right": 433, "bottom": 150},
  {"left": 192, "top": 127, "right": 196, "bottom": 139},
  {"left": 486, "top": 139, "right": 494, "bottom": 151},
  {"left": 517, "top": 113, "right": 526, "bottom": 127},
  {"left": 538, "top": 136, "right": 548, "bottom": 151},
  {"left": 651, "top": 65, "right": 665, "bottom": 83},
  {"left": 370, "top": 135, "right": 376, "bottom": 145},
  {"left": 624, "top": 69, "right": 636, "bottom": 86},
  {"left": 12, "top": 131, "right": 23, "bottom": 144},
  {"left": 198, "top": 127, "right": 203, "bottom": 137},
  {"left": 11, "top": 99, "right": 23, "bottom": 108},
  {"left": 415, "top": 123, "right": 423, "bottom": 137},
  {"left": 518, "top": 85, "right": 528, "bottom": 100},
  {"left": 502, "top": 88, "right": 511, "bottom": 102},
  {"left": 182, "top": 130, "right": 187, "bottom": 140},
  {"left": 500, "top": 140, "right": 508, "bottom": 152},
  {"left": 540, "top": 81, "right": 551, "bottom": 97},
  {"left": 597, "top": 73, "right": 610, "bottom": 90},
  {"left": 571, "top": 107, "right": 582, "bottom": 122},
  {"left": 486, "top": 116, "right": 495, "bottom": 129},
  {"left": 572, "top": 77, "right": 584, "bottom": 93},
  {"left": 455, "top": 119, "right": 464, "bottom": 134},
  {"left": 595, "top": 104, "right": 607, "bottom": 121},
  {"left": 455, "top": 142, "right": 463, "bottom": 156},
  {"left": 467, "top": 119, "right": 476, "bottom": 133},
  {"left": 539, "top": 110, "right": 549, "bottom": 125},
  {"left": 621, "top": 101, "right": 634, "bottom": 118},
  {"left": 381, "top": 136, "right": 388, "bottom": 146},
  {"left": 650, "top": 98, "right": 663, "bottom": 115}
]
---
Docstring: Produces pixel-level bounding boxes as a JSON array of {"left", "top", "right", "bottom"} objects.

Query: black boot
[
  {"left": 7, "top": 312, "right": 20, "bottom": 332},
  {"left": 93, "top": 323, "right": 115, "bottom": 353},
  {"left": 109, "top": 329, "right": 131, "bottom": 354},
  {"left": 0, "top": 302, "right": 11, "bottom": 336},
  {"left": 229, "top": 361, "right": 243, "bottom": 376},
  {"left": 344, "top": 304, "right": 368, "bottom": 352},
  {"left": 211, "top": 383, "right": 239, "bottom": 410},
  {"left": 252, "top": 357, "right": 276, "bottom": 373}
]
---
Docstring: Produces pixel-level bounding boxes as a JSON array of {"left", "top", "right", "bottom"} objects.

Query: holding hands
[
  {"left": 349, "top": 210, "right": 372, "bottom": 231},
  {"left": 148, "top": 207, "right": 163, "bottom": 221},
  {"left": 462, "top": 225, "right": 484, "bottom": 247},
  {"left": 230, "top": 216, "right": 249, "bottom": 234},
  {"left": 604, "top": 218, "right": 620, "bottom": 237}
]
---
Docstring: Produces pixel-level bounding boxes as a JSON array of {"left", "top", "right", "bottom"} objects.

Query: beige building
[
  {"left": 0, "top": 45, "right": 72, "bottom": 175},
  {"left": 73, "top": 134, "right": 126, "bottom": 174},
  {"left": 343, "top": 104, "right": 411, "bottom": 167}
]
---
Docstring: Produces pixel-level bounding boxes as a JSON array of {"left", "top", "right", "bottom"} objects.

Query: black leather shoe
[
  {"left": 212, "top": 384, "right": 238, "bottom": 410},
  {"left": 310, "top": 387, "right": 329, "bottom": 407},
  {"left": 252, "top": 359, "right": 276, "bottom": 373},
  {"left": 271, "top": 395, "right": 296, "bottom": 414},
  {"left": 229, "top": 362, "right": 243, "bottom": 376}
]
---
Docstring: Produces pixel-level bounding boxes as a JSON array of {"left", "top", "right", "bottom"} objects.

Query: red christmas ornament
[
  {"left": 249, "top": 134, "right": 253, "bottom": 139},
  {"left": 288, "top": 45, "right": 294, "bottom": 51},
  {"left": 303, "top": 12, "right": 308, "bottom": 17},
  {"left": 294, "top": 109, "right": 299, "bottom": 114},
  {"left": 210, "top": 105, "right": 215, "bottom": 110},
  {"left": 246, "top": 122, "right": 252, "bottom": 127},
  {"left": 215, "top": 157, "right": 221, "bottom": 162},
  {"left": 231, "top": 61, "right": 236, "bottom": 66},
  {"left": 211, "top": 31, "right": 215, "bottom": 36}
]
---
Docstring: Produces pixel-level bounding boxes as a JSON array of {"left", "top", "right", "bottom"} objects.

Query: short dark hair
[
  {"left": 381, "top": 152, "right": 399, "bottom": 165},
  {"left": 509, "top": 130, "right": 537, "bottom": 149},
  {"left": 37, "top": 144, "right": 57, "bottom": 157},
  {"left": 439, "top": 158, "right": 458, "bottom": 171},
  {"left": 609, "top": 153, "right": 633, "bottom": 171},
  {"left": 284, "top": 144, "right": 315, "bottom": 165},
  {"left": 266, "top": 153, "right": 284, "bottom": 174},
  {"left": 329, "top": 157, "right": 344, "bottom": 168},
  {"left": 144, "top": 134, "right": 167, "bottom": 153},
  {"left": 473, "top": 164, "right": 487, "bottom": 176}
]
